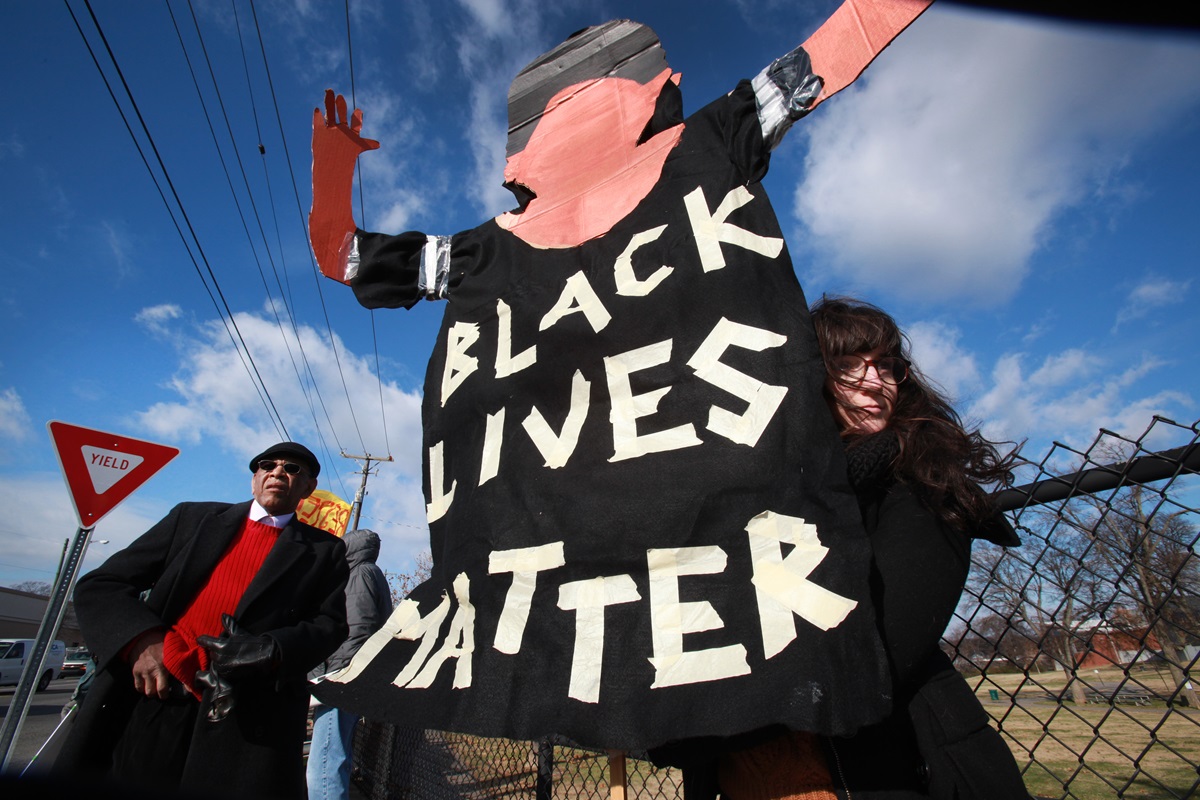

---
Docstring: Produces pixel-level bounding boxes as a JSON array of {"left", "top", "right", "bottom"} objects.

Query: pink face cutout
[{"left": 498, "top": 68, "right": 683, "bottom": 249}]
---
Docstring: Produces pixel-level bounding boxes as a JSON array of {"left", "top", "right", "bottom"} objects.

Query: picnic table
[{"left": 1085, "top": 687, "right": 1153, "bottom": 706}]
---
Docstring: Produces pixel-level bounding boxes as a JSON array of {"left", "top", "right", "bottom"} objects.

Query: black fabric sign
[{"left": 315, "top": 84, "right": 891, "bottom": 751}]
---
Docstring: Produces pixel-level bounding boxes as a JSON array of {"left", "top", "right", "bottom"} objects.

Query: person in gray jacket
[{"left": 307, "top": 529, "right": 393, "bottom": 800}]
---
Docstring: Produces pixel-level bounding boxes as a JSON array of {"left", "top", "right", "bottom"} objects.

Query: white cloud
[
  {"left": 131, "top": 307, "right": 418, "bottom": 482},
  {"left": 315, "top": 0, "right": 611, "bottom": 229},
  {"left": 136, "top": 306, "right": 421, "bottom": 468},
  {"left": 967, "top": 349, "right": 1191, "bottom": 450},
  {"left": 0, "top": 474, "right": 168, "bottom": 589},
  {"left": 373, "top": 193, "right": 426, "bottom": 235},
  {"left": 0, "top": 387, "right": 33, "bottom": 444},
  {"left": 353, "top": 87, "right": 428, "bottom": 233},
  {"left": 793, "top": 7, "right": 1200, "bottom": 304},
  {"left": 458, "top": 0, "right": 510, "bottom": 37},
  {"left": 0, "top": 134, "right": 24, "bottom": 159},
  {"left": 0, "top": 470, "right": 427, "bottom": 594},
  {"left": 452, "top": 0, "right": 569, "bottom": 216},
  {"left": 905, "top": 320, "right": 981, "bottom": 402},
  {"left": 125, "top": 305, "right": 434, "bottom": 571},
  {"left": 1114, "top": 274, "right": 1192, "bottom": 329},
  {"left": 899, "top": 311, "right": 1194, "bottom": 457},
  {"left": 1020, "top": 319, "right": 1051, "bottom": 346},
  {"left": 101, "top": 221, "right": 135, "bottom": 281},
  {"left": 1027, "top": 349, "right": 1102, "bottom": 390},
  {"left": 0, "top": 299, "right": 434, "bottom": 584},
  {"left": 135, "top": 304, "right": 183, "bottom": 338}
]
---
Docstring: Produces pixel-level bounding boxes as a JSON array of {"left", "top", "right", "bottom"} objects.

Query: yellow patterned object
[{"left": 297, "top": 489, "right": 352, "bottom": 537}]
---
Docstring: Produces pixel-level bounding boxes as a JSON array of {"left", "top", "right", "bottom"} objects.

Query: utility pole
[{"left": 341, "top": 452, "right": 393, "bottom": 530}]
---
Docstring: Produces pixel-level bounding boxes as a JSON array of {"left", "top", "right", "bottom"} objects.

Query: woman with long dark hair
[
  {"left": 714, "top": 297, "right": 1030, "bottom": 799},
  {"left": 812, "top": 296, "right": 1016, "bottom": 536}
]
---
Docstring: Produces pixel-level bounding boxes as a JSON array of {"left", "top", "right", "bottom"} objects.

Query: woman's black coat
[{"left": 826, "top": 474, "right": 1028, "bottom": 799}]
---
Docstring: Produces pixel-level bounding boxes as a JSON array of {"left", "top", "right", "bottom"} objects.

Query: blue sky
[{"left": 2, "top": 0, "right": 1197, "bottom": 588}]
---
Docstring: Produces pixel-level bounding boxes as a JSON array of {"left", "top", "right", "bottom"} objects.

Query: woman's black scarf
[
  {"left": 843, "top": 430, "right": 899, "bottom": 496},
  {"left": 843, "top": 429, "right": 1019, "bottom": 546}
]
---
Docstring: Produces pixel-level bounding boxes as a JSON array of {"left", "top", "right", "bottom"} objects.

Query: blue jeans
[{"left": 307, "top": 704, "right": 359, "bottom": 800}]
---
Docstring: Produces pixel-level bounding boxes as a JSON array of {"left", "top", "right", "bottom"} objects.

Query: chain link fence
[
  {"left": 955, "top": 415, "right": 1199, "bottom": 799},
  {"left": 350, "top": 727, "right": 681, "bottom": 800},
  {"left": 350, "top": 415, "right": 1199, "bottom": 800}
]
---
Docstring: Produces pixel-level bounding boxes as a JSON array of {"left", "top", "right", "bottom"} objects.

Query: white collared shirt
[{"left": 249, "top": 500, "right": 294, "bottom": 529}]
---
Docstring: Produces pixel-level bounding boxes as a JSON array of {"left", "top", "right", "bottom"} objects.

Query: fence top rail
[{"left": 991, "top": 442, "right": 1199, "bottom": 512}]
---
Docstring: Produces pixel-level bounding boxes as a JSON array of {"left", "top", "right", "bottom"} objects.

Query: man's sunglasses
[{"left": 256, "top": 460, "right": 306, "bottom": 475}]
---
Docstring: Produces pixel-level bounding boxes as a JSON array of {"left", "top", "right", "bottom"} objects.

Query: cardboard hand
[
  {"left": 801, "top": 0, "right": 933, "bottom": 108},
  {"left": 310, "top": 89, "right": 380, "bottom": 284},
  {"left": 197, "top": 614, "right": 280, "bottom": 680}
]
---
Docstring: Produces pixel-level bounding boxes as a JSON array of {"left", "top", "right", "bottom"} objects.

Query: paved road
[{"left": 0, "top": 678, "right": 80, "bottom": 775}]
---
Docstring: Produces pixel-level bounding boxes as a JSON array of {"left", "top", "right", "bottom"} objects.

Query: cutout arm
[
  {"left": 309, "top": 89, "right": 381, "bottom": 284},
  {"left": 754, "top": 0, "right": 933, "bottom": 150}
]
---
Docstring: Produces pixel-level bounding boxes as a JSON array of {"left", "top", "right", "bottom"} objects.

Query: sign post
[{"left": 0, "top": 423, "right": 179, "bottom": 773}]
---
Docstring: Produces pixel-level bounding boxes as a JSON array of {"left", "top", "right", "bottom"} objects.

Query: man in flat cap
[{"left": 56, "top": 442, "right": 349, "bottom": 799}]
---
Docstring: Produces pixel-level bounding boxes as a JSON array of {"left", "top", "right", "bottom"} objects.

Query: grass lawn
[{"left": 971, "top": 666, "right": 1200, "bottom": 799}]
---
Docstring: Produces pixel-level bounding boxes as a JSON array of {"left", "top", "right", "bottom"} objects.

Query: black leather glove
[
  {"left": 197, "top": 614, "right": 281, "bottom": 680},
  {"left": 194, "top": 666, "right": 236, "bottom": 722}
]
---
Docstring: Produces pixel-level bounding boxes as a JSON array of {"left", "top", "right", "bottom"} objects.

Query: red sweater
[{"left": 161, "top": 517, "right": 279, "bottom": 696}]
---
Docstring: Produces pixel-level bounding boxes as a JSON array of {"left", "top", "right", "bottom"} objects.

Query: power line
[
  {"left": 67, "top": 0, "right": 290, "bottom": 441},
  {"left": 229, "top": 0, "right": 343, "bottom": 459},
  {"left": 69, "top": 0, "right": 398, "bottom": 491},
  {"left": 340, "top": 1, "right": 396, "bottom": 462},
  {"left": 172, "top": 0, "right": 355, "bottom": 499},
  {"left": 0, "top": 562, "right": 57, "bottom": 577},
  {"left": 232, "top": 1, "right": 357, "bottom": 500},
  {"left": 342, "top": 0, "right": 394, "bottom": 460},
  {"left": 246, "top": 0, "right": 370, "bottom": 457},
  {"left": 353, "top": 515, "right": 429, "bottom": 534},
  {"left": 370, "top": 313, "right": 394, "bottom": 457}
]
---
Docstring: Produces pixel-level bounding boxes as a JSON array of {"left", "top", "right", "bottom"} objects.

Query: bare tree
[
  {"left": 386, "top": 550, "right": 434, "bottom": 606},
  {"left": 1023, "top": 513, "right": 1112, "bottom": 704},
  {"left": 8, "top": 580, "right": 52, "bottom": 596},
  {"left": 1065, "top": 483, "right": 1200, "bottom": 707},
  {"left": 964, "top": 506, "right": 1119, "bottom": 704}
]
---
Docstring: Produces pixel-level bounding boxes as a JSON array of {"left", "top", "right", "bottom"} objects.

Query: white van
[{"left": 0, "top": 638, "right": 66, "bottom": 691}]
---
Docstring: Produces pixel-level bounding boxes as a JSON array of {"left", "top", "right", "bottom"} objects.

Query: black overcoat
[{"left": 55, "top": 500, "right": 349, "bottom": 799}]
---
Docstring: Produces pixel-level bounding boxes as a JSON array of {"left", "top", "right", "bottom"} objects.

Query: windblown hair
[{"left": 810, "top": 296, "right": 1017, "bottom": 533}]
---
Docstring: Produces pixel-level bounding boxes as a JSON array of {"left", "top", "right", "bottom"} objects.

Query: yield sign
[{"left": 48, "top": 421, "right": 180, "bottom": 528}]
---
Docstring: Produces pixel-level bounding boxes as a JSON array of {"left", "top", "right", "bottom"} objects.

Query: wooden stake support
[{"left": 608, "top": 750, "right": 627, "bottom": 800}]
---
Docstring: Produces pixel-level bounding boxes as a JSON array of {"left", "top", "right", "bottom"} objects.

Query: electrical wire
[
  {"left": 229, "top": 1, "right": 353, "bottom": 499},
  {"left": 67, "top": 0, "right": 289, "bottom": 441},
  {"left": 69, "top": 0, "right": 398, "bottom": 506},
  {"left": 246, "top": 0, "right": 371, "bottom": 458},
  {"left": 172, "top": 0, "right": 353, "bottom": 499},
  {"left": 342, "top": 0, "right": 395, "bottom": 459}
]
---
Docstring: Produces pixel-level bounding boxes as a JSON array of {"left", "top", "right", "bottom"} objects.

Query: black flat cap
[{"left": 249, "top": 441, "right": 321, "bottom": 477}]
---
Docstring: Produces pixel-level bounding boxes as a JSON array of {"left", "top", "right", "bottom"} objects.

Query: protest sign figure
[{"left": 309, "top": 1, "right": 931, "bottom": 750}]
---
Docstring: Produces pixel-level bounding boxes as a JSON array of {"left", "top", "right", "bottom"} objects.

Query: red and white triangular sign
[{"left": 48, "top": 421, "right": 180, "bottom": 528}]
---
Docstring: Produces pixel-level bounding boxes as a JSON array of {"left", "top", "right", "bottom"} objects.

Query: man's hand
[
  {"left": 310, "top": 89, "right": 381, "bottom": 284},
  {"left": 128, "top": 629, "right": 170, "bottom": 700}
]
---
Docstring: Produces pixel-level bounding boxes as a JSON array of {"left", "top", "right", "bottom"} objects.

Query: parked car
[
  {"left": 61, "top": 647, "right": 92, "bottom": 677},
  {"left": 0, "top": 638, "right": 66, "bottom": 691}
]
